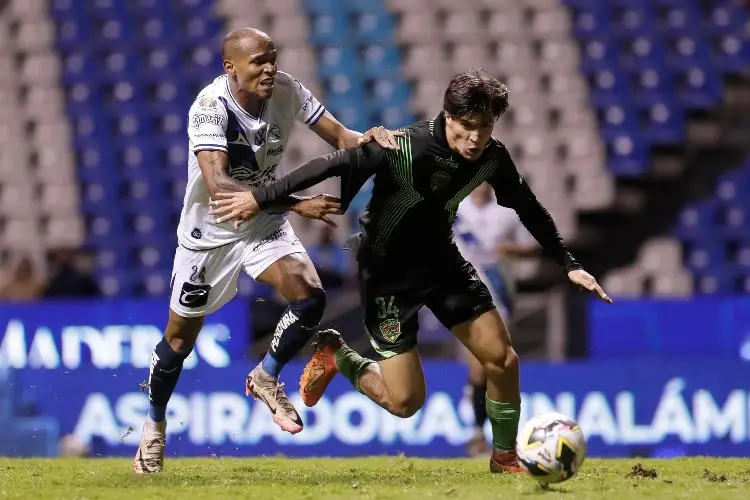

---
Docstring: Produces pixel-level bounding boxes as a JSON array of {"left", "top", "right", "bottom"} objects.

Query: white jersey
[
  {"left": 454, "top": 197, "right": 535, "bottom": 268},
  {"left": 178, "top": 72, "right": 326, "bottom": 250}
]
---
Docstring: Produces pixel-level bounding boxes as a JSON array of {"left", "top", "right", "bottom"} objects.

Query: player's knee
[
  {"left": 389, "top": 396, "right": 424, "bottom": 418},
  {"left": 164, "top": 313, "right": 204, "bottom": 354},
  {"left": 290, "top": 290, "right": 327, "bottom": 328},
  {"left": 482, "top": 346, "right": 519, "bottom": 381}
]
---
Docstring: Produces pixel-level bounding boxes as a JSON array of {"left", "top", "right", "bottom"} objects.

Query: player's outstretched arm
[
  {"left": 210, "top": 145, "right": 384, "bottom": 227},
  {"left": 310, "top": 111, "right": 402, "bottom": 150},
  {"left": 489, "top": 149, "right": 612, "bottom": 303}
]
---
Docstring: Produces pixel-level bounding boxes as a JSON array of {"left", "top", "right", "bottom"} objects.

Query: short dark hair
[{"left": 443, "top": 69, "right": 510, "bottom": 120}]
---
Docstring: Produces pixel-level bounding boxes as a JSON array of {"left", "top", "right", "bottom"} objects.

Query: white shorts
[{"left": 169, "top": 220, "right": 304, "bottom": 318}]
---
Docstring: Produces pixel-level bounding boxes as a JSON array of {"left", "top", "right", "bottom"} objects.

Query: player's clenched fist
[
  {"left": 291, "top": 194, "right": 342, "bottom": 228},
  {"left": 209, "top": 191, "right": 261, "bottom": 229}
]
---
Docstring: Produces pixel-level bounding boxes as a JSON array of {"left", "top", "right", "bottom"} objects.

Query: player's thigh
[
  {"left": 245, "top": 222, "right": 323, "bottom": 301},
  {"left": 451, "top": 308, "right": 514, "bottom": 371},
  {"left": 359, "top": 263, "right": 424, "bottom": 362},
  {"left": 169, "top": 242, "right": 245, "bottom": 319},
  {"left": 377, "top": 347, "right": 426, "bottom": 412}
]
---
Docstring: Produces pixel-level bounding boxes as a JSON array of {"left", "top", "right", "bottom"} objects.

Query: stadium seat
[{"left": 11, "top": 0, "right": 744, "bottom": 302}]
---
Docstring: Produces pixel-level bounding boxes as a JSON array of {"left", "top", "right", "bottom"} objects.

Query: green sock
[
  {"left": 334, "top": 345, "right": 374, "bottom": 393},
  {"left": 486, "top": 395, "right": 521, "bottom": 451}
]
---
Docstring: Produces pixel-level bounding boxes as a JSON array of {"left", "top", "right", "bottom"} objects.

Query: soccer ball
[{"left": 515, "top": 412, "right": 587, "bottom": 484}]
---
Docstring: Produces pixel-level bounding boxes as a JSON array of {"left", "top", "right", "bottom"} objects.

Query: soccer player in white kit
[{"left": 133, "top": 27, "right": 400, "bottom": 474}]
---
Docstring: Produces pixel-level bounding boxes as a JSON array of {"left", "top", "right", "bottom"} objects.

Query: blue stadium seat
[
  {"left": 637, "top": 97, "right": 685, "bottom": 144},
  {"left": 622, "top": 37, "right": 669, "bottom": 71},
  {"left": 317, "top": 47, "right": 360, "bottom": 79},
  {"left": 612, "top": 6, "right": 656, "bottom": 38},
  {"left": 309, "top": 13, "right": 349, "bottom": 45},
  {"left": 667, "top": 35, "right": 712, "bottom": 71},
  {"left": 305, "top": 0, "right": 341, "bottom": 14},
  {"left": 344, "top": 0, "right": 387, "bottom": 13},
  {"left": 678, "top": 66, "right": 722, "bottom": 108},
  {"left": 571, "top": 4, "right": 611, "bottom": 39},
  {"left": 714, "top": 35, "right": 750, "bottom": 72},
  {"left": 352, "top": 12, "right": 393, "bottom": 44},
  {"left": 603, "top": 132, "right": 650, "bottom": 176},
  {"left": 359, "top": 45, "right": 401, "bottom": 78},
  {"left": 656, "top": 5, "right": 702, "bottom": 36}
]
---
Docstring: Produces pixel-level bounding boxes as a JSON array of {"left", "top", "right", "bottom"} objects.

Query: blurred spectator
[
  {"left": 0, "top": 256, "right": 44, "bottom": 301},
  {"left": 43, "top": 248, "right": 101, "bottom": 298}
]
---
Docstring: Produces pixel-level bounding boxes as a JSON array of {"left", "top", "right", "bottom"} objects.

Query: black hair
[{"left": 443, "top": 69, "right": 510, "bottom": 120}]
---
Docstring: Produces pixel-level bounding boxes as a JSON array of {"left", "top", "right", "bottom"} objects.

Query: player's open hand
[
  {"left": 358, "top": 126, "right": 404, "bottom": 150},
  {"left": 567, "top": 269, "right": 613, "bottom": 304},
  {"left": 209, "top": 191, "right": 261, "bottom": 230},
  {"left": 292, "top": 194, "right": 342, "bottom": 228}
]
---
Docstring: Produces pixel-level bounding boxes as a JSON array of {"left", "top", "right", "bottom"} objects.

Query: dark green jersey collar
[{"left": 429, "top": 111, "right": 449, "bottom": 147}]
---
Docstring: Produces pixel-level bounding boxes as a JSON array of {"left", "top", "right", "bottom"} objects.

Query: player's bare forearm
[
  {"left": 337, "top": 128, "right": 363, "bottom": 149},
  {"left": 214, "top": 168, "right": 249, "bottom": 194},
  {"left": 196, "top": 150, "right": 247, "bottom": 199},
  {"left": 309, "top": 111, "right": 360, "bottom": 149}
]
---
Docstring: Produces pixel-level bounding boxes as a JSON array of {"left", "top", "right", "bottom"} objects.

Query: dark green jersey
[{"left": 252, "top": 112, "right": 580, "bottom": 272}]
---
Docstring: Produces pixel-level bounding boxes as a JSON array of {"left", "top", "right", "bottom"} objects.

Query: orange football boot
[
  {"left": 489, "top": 449, "right": 525, "bottom": 474},
  {"left": 299, "top": 329, "right": 344, "bottom": 407}
]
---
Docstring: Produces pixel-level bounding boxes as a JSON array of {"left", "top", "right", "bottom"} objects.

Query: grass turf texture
[{"left": 1, "top": 457, "right": 749, "bottom": 499}]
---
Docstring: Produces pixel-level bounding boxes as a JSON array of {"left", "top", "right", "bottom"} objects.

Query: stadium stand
[
  {"left": 0, "top": 0, "right": 82, "bottom": 283},
  {"left": 568, "top": 0, "right": 750, "bottom": 296},
  {"left": 0, "top": 0, "right": 745, "bottom": 303}
]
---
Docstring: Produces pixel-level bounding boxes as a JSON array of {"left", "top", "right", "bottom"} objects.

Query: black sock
[
  {"left": 148, "top": 338, "right": 190, "bottom": 422},
  {"left": 472, "top": 381, "right": 488, "bottom": 428},
  {"left": 261, "top": 291, "right": 326, "bottom": 378}
]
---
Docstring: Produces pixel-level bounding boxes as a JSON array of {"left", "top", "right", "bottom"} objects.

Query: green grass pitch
[{"left": 1, "top": 457, "right": 749, "bottom": 499}]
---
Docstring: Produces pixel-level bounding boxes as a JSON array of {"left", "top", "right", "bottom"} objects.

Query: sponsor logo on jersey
[
  {"left": 254, "top": 129, "right": 266, "bottom": 147},
  {"left": 301, "top": 94, "right": 314, "bottom": 113},
  {"left": 198, "top": 97, "right": 217, "bottom": 108},
  {"left": 251, "top": 228, "right": 287, "bottom": 252},
  {"left": 430, "top": 171, "right": 452, "bottom": 191},
  {"left": 268, "top": 124, "right": 282, "bottom": 141},
  {"left": 192, "top": 113, "right": 226, "bottom": 129},
  {"left": 379, "top": 318, "right": 401, "bottom": 342},
  {"left": 196, "top": 132, "right": 225, "bottom": 140},
  {"left": 178, "top": 282, "right": 211, "bottom": 308},
  {"left": 266, "top": 145, "right": 284, "bottom": 157},
  {"left": 191, "top": 228, "right": 202, "bottom": 239},
  {"left": 435, "top": 156, "right": 459, "bottom": 169}
]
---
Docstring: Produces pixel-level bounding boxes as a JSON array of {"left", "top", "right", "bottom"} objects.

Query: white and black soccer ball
[{"left": 516, "top": 412, "right": 587, "bottom": 484}]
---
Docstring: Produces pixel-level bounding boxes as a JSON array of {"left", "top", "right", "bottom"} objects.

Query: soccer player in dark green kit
[{"left": 209, "top": 69, "right": 612, "bottom": 472}]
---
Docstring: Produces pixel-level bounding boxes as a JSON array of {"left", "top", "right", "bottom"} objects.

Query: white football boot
[{"left": 132, "top": 417, "right": 167, "bottom": 474}]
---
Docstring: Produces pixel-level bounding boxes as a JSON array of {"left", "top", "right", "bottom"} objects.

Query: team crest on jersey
[
  {"left": 268, "top": 124, "right": 282, "bottom": 141},
  {"left": 379, "top": 318, "right": 401, "bottom": 342},
  {"left": 198, "top": 96, "right": 217, "bottom": 108},
  {"left": 430, "top": 171, "right": 452, "bottom": 191}
]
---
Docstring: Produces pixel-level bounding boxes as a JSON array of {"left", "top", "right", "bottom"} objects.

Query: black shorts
[{"left": 358, "top": 248, "right": 496, "bottom": 359}]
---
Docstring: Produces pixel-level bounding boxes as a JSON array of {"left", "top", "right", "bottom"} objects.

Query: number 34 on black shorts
[{"left": 358, "top": 258, "right": 495, "bottom": 359}]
